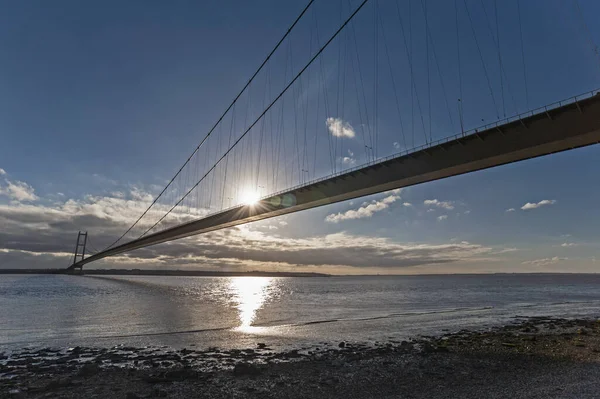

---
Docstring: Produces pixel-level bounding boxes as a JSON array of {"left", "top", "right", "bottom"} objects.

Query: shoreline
[{"left": 2, "top": 316, "right": 600, "bottom": 398}]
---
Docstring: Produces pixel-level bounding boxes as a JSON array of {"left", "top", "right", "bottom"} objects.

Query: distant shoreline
[
  {"left": 0, "top": 269, "right": 330, "bottom": 277},
  {"left": 1, "top": 269, "right": 599, "bottom": 277}
]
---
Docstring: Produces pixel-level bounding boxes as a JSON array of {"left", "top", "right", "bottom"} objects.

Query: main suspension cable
[
  {"left": 139, "top": 0, "right": 371, "bottom": 239},
  {"left": 104, "top": 0, "right": 316, "bottom": 250}
]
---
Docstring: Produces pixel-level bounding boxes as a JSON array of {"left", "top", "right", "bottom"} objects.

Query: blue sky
[{"left": 1, "top": 0, "right": 599, "bottom": 273}]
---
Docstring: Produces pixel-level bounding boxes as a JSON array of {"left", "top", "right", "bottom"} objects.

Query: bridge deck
[{"left": 69, "top": 92, "right": 600, "bottom": 269}]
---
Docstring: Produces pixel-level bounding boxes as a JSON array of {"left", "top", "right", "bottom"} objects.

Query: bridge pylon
[{"left": 69, "top": 231, "right": 88, "bottom": 273}]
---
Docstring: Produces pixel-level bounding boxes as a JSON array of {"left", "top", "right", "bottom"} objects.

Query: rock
[
  {"left": 164, "top": 368, "right": 197, "bottom": 381},
  {"left": 44, "top": 378, "right": 72, "bottom": 390},
  {"left": 126, "top": 393, "right": 140, "bottom": 399},
  {"left": 577, "top": 328, "right": 588, "bottom": 335},
  {"left": 338, "top": 342, "right": 346, "bottom": 348},
  {"left": 233, "top": 362, "right": 261, "bottom": 377},
  {"left": 151, "top": 387, "right": 168, "bottom": 397},
  {"left": 257, "top": 343, "right": 267, "bottom": 349},
  {"left": 77, "top": 363, "right": 100, "bottom": 377}
]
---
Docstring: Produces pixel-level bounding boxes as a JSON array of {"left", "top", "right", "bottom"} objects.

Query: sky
[{"left": 1, "top": 0, "right": 600, "bottom": 274}]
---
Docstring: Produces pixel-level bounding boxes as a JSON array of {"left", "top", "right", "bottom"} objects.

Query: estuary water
[{"left": 1, "top": 274, "right": 599, "bottom": 351}]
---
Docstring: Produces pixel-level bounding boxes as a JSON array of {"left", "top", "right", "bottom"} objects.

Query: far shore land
[
  {"left": 2, "top": 317, "right": 600, "bottom": 398},
  {"left": 0, "top": 269, "right": 330, "bottom": 277}
]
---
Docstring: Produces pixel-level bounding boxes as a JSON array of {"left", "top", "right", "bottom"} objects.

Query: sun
[{"left": 240, "top": 189, "right": 260, "bottom": 206}]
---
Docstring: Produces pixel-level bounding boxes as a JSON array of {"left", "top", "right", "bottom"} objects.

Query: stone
[
  {"left": 338, "top": 342, "right": 346, "bottom": 348},
  {"left": 164, "top": 368, "right": 197, "bottom": 381},
  {"left": 44, "top": 378, "right": 72, "bottom": 390},
  {"left": 152, "top": 387, "right": 168, "bottom": 397},
  {"left": 77, "top": 363, "right": 100, "bottom": 377},
  {"left": 233, "top": 362, "right": 261, "bottom": 377}
]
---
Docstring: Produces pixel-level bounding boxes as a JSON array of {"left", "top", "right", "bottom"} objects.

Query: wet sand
[{"left": 2, "top": 317, "right": 600, "bottom": 398}]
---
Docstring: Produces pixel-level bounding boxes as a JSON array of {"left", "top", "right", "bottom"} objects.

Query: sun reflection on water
[{"left": 228, "top": 277, "right": 274, "bottom": 332}]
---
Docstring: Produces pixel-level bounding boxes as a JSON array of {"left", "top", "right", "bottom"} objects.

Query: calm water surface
[{"left": 1, "top": 274, "right": 599, "bottom": 351}]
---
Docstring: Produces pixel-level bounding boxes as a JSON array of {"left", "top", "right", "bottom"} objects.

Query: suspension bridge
[{"left": 67, "top": 0, "right": 600, "bottom": 271}]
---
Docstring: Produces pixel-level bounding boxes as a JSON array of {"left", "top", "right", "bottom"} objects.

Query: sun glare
[
  {"left": 240, "top": 189, "right": 260, "bottom": 206},
  {"left": 229, "top": 277, "right": 273, "bottom": 332}
]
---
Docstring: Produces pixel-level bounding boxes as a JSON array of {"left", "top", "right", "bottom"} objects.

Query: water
[{"left": 1, "top": 274, "right": 599, "bottom": 351}]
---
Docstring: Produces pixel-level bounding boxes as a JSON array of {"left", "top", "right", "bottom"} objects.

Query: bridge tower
[{"left": 71, "top": 231, "right": 88, "bottom": 272}]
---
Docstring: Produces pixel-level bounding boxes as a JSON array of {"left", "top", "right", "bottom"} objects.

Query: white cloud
[
  {"left": 437, "top": 215, "right": 448, "bottom": 221},
  {"left": 464, "top": 210, "right": 471, "bottom": 214},
  {"left": 347, "top": 149, "right": 354, "bottom": 157},
  {"left": 522, "top": 256, "right": 567, "bottom": 266},
  {"left": 0, "top": 179, "right": 38, "bottom": 202},
  {"left": 342, "top": 156, "right": 356, "bottom": 166},
  {"left": 426, "top": 208, "right": 435, "bottom": 213},
  {"left": 326, "top": 117, "right": 355, "bottom": 138},
  {"left": 521, "top": 200, "right": 556, "bottom": 211},
  {"left": 493, "top": 247, "right": 518, "bottom": 254},
  {"left": 130, "top": 187, "right": 154, "bottom": 202},
  {"left": 424, "top": 199, "right": 454, "bottom": 210},
  {"left": 505, "top": 208, "right": 515, "bottom": 212},
  {"left": 393, "top": 142, "right": 400, "bottom": 150},
  {"left": 561, "top": 242, "right": 578, "bottom": 247},
  {"left": 0, "top": 168, "right": 6, "bottom": 176},
  {"left": 0, "top": 174, "right": 523, "bottom": 273},
  {"left": 326, "top": 193, "right": 400, "bottom": 223},
  {"left": 403, "top": 202, "right": 412, "bottom": 207}
]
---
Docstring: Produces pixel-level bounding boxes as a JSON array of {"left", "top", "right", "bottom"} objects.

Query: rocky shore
[{"left": 2, "top": 317, "right": 600, "bottom": 398}]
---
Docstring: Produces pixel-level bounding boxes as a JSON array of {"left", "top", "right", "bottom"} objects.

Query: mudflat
[{"left": 2, "top": 317, "right": 600, "bottom": 398}]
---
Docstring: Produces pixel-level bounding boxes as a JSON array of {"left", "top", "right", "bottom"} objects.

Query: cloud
[
  {"left": 403, "top": 202, "right": 412, "bottom": 207},
  {"left": 341, "top": 156, "right": 356, "bottom": 166},
  {"left": 505, "top": 208, "right": 515, "bottom": 212},
  {"left": 0, "top": 179, "right": 39, "bottom": 202},
  {"left": 520, "top": 200, "right": 556, "bottom": 211},
  {"left": 437, "top": 215, "right": 448, "bottom": 221},
  {"left": 0, "top": 225, "right": 498, "bottom": 272},
  {"left": 522, "top": 256, "right": 567, "bottom": 266},
  {"left": 0, "top": 168, "right": 6, "bottom": 176},
  {"left": 326, "top": 117, "right": 355, "bottom": 138},
  {"left": 464, "top": 210, "right": 471, "bottom": 214},
  {"left": 325, "top": 193, "right": 400, "bottom": 223},
  {"left": 393, "top": 142, "right": 400, "bottom": 150},
  {"left": 0, "top": 175, "right": 517, "bottom": 273},
  {"left": 493, "top": 247, "right": 518, "bottom": 254},
  {"left": 424, "top": 199, "right": 454, "bottom": 210},
  {"left": 560, "top": 242, "right": 578, "bottom": 247}
]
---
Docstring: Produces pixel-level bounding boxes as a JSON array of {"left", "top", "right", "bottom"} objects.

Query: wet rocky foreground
[{"left": 2, "top": 317, "right": 600, "bottom": 398}]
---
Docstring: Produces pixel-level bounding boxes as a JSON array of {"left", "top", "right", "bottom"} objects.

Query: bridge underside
[{"left": 69, "top": 94, "right": 600, "bottom": 270}]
